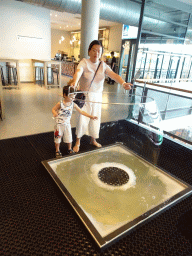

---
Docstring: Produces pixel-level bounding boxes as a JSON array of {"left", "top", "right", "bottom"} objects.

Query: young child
[{"left": 52, "top": 83, "right": 98, "bottom": 158}]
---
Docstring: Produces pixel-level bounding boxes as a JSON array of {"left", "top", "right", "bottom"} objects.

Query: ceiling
[
  {"left": 50, "top": 0, "right": 192, "bottom": 33},
  {"left": 50, "top": 10, "right": 120, "bottom": 32}
]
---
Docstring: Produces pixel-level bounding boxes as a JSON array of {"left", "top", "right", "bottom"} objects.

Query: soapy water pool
[{"left": 49, "top": 145, "right": 185, "bottom": 237}]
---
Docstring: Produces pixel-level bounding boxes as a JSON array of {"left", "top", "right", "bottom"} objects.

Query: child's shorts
[{"left": 54, "top": 123, "right": 72, "bottom": 144}]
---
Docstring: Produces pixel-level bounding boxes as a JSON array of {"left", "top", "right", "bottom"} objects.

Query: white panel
[{"left": 0, "top": 0, "right": 51, "bottom": 60}]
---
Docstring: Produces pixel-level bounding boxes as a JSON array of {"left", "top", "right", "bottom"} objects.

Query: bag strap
[{"left": 89, "top": 61, "right": 102, "bottom": 89}]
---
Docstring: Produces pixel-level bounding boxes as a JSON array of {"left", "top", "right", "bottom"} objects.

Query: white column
[{"left": 80, "top": 0, "right": 101, "bottom": 59}]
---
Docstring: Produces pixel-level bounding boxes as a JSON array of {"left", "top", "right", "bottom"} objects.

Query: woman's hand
[
  {"left": 107, "top": 71, "right": 133, "bottom": 90},
  {"left": 122, "top": 82, "right": 133, "bottom": 90},
  {"left": 69, "top": 80, "right": 76, "bottom": 87},
  {"left": 91, "top": 116, "right": 98, "bottom": 120},
  {"left": 70, "top": 68, "right": 83, "bottom": 88}
]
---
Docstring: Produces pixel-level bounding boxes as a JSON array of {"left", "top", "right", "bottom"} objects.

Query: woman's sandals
[
  {"left": 73, "top": 144, "right": 80, "bottom": 153},
  {"left": 90, "top": 140, "right": 102, "bottom": 148},
  {"left": 73, "top": 140, "right": 102, "bottom": 153}
]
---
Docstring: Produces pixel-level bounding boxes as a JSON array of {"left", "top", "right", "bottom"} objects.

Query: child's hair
[{"left": 63, "top": 81, "right": 75, "bottom": 97}]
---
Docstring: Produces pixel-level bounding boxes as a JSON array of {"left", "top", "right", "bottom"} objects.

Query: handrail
[
  {"left": 138, "top": 78, "right": 192, "bottom": 83},
  {"left": 135, "top": 79, "right": 192, "bottom": 94}
]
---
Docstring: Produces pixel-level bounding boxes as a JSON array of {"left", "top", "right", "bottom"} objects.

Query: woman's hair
[
  {"left": 63, "top": 82, "right": 75, "bottom": 96},
  {"left": 88, "top": 40, "right": 103, "bottom": 54}
]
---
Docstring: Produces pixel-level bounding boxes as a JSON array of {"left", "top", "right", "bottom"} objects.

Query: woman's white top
[{"left": 77, "top": 58, "right": 112, "bottom": 93}]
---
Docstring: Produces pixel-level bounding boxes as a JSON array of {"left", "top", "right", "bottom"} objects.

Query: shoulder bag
[{"left": 74, "top": 61, "right": 102, "bottom": 108}]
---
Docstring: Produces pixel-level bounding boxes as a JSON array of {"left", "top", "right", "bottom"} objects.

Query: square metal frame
[{"left": 41, "top": 143, "right": 192, "bottom": 250}]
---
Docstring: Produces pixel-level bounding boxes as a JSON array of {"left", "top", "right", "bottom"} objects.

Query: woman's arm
[
  {"left": 107, "top": 69, "right": 132, "bottom": 90},
  {"left": 70, "top": 68, "right": 83, "bottom": 88},
  {"left": 52, "top": 102, "right": 61, "bottom": 117}
]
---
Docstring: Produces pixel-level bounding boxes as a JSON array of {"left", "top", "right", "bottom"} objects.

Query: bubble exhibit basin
[{"left": 42, "top": 143, "right": 192, "bottom": 250}]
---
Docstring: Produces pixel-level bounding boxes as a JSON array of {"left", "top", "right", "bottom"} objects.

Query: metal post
[
  {"left": 180, "top": 57, "right": 186, "bottom": 79},
  {"left": 131, "top": 0, "right": 146, "bottom": 84},
  {"left": 154, "top": 54, "right": 159, "bottom": 79},
  {"left": 175, "top": 57, "right": 181, "bottom": 79},
  {"left": 187, "top": 58, "right": 192, "bottom": 79},
  {"left": 159, "top": 54, "right": 164, "bottom": 80},
  {"left": 125, "top": 40, "right": 133, "bottom": 83}
]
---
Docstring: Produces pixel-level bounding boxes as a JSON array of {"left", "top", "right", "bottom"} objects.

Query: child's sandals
[
  {"left": 67, "top": 149, "right": 75, "bottom": 155},
  {"left": 56, "top": 151, "right": 62, "bottom": 158}
]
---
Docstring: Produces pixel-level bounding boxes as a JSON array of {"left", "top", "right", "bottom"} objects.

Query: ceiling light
[
  {"left": 59, "top": 40, "right": 61, "bottom": 44},
  {"left": 55, "top": 14, "right": 57, "bottom": 17}
]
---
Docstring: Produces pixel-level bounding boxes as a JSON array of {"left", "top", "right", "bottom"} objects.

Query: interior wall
[
  {"left": 19, "top": 60, "right": 33, "bottom": 82},
  {"left": 51, "top": 29, "right": 71, "bottom": 58},
  {"left": 108, "top": 24, "right": 123, "bottom": 53},
  {"left": 0, "top": 0, "right": 51, "bottom": 60}
]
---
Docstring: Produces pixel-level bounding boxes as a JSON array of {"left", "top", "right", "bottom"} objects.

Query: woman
[{"left": 71, "top": 40, "right": 132, "bottom": 152}]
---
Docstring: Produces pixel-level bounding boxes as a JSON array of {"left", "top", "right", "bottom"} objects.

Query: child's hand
[{"left": 91, "top": 116, "right": 98, "bottom": 120}]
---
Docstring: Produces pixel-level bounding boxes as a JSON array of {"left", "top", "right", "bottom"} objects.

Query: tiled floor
[
  {"left": 0, "top": 77, "right": 127, "bottom": 140},
  {"left": 0, "top": 82, "right": 66, "bottom": 140}
]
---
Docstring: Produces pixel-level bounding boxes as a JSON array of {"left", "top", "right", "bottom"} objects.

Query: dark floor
[{"left": 0, "top": 120, "right": 192, "bottom": 256}]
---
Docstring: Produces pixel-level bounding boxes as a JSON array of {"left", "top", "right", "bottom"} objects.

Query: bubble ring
[{"left": 90, "top": 162, "right": 136, "bottom": 191}]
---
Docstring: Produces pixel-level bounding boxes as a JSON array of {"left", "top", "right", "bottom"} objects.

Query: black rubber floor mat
[
  {"left": 26, "top": 132, "right": 55, "bottom": 160},
  {"left": 0, "top": 136, "right": 42, "bottom": 167},
  {"left": 0, "top": 132, "right": 192, "bottom": 255}
]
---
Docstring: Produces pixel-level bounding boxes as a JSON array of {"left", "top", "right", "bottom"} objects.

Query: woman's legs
[
  {"left": 74, "top": 94, "right": 102, "bottom": 152},
  {"left": 73, "top": 137, "right": 81, "bottom": 152},
  {"left": 74, "top": 102, "right": 91, "bottom": 153},
  {"left": 90, "top": 137, "right": 102, "bottom": 147},
  {"left": 89, "top": 101, "right": 102, "bottom": 147}
]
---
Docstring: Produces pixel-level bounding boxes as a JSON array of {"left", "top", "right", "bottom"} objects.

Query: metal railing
[
  {"left": 135, "top": 79, "right": 192, "bottom": 95},
  {"left": 133, "top": 79, "right": 192, "bottom": 146}
]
